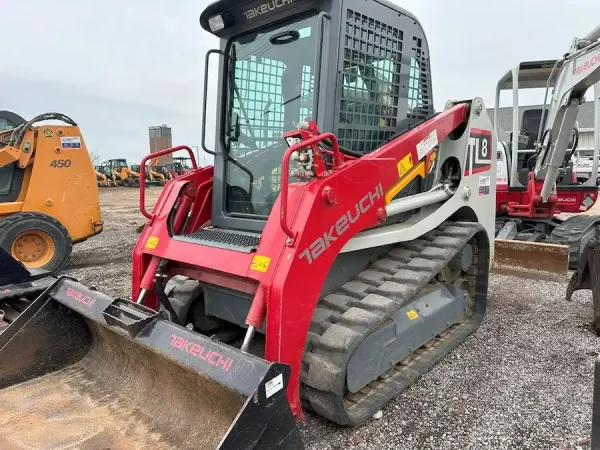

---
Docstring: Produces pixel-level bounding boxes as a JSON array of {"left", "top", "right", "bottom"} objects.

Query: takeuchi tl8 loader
[
  {"left": 0, "top": 1, "right": 501, "bottom": 448},
  {"left": 491, "top": 27, "right": 600, "bottom": 282}
]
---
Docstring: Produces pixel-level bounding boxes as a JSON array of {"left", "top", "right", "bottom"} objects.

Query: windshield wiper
[
  {"left": 226, "top": 45, "right": 257, "bottom": 149},
  {"left": 225, "top": 43, "right": 255, "bottom": 198}
]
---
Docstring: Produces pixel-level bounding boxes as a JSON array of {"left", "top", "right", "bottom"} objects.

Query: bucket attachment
[
  {"left": 566, "top": 238, "right": 600, "bottom": 334},
  {"left": 0, "top": 277, "right": 304, "bottom": 450},
  {"left": 492, "top": 239, "right": 569, "bottom": 283},
  {"left": 0, "top": 246, "right": 55, "bottom": 334}
]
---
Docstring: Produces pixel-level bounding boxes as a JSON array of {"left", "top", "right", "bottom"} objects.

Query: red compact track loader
[{"left": 0, "top": 1, "right": 497, "bottom": 448}]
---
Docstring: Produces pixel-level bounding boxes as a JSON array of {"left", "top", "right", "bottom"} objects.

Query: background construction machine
[
  {"left": 162, "top": 156, "right": 194, "bottom": 179},
  {"left": 0, "top": 112, "right": 102, "bottom": 274},
  {"left": 95, "top": 165, "right": 118, "bottom": 187},
  {"left": 492, "top": 29, "right": 600, "bottom": 281},
  {"left": 99, "top": 158, "right": 141, "bottom": 187},
  {"left": 0, "top": 1, "right": 501, "bottom": 448},
  {"left": 174, "top": 155, "right": 192, "bottom": 173},
  {"left": 140, "top": 156, "right": 168, "bottom": 186}
]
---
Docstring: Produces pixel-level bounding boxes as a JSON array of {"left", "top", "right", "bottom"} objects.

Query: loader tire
[
  {"left": 122, "top": 177, "right": 133, "bottom": 187},
  {"left": 0, "top": 212, "right": 72, "bottom": 274},
  {"left": 133, "top": 178, "right": 140, "bottom": 188}
]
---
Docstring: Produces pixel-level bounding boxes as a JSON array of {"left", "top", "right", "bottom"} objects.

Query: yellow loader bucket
[
  {"left": 0, "top": 277, "right": 304, "bottom": 450},
  {"left": 492, "top": 239, "right": 569, "bottom": 283}
]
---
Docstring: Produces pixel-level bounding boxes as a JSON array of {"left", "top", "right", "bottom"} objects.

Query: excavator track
[
  {"left": 549, "top": 215, "right": 600, "bottom": 269},
  {"left": 301, "top": 221, "right": 489, "bottom": 426}
]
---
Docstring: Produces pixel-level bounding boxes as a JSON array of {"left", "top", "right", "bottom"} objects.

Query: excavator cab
[{"left": 0, "top": 1, "right": 499, "bottom": 448}]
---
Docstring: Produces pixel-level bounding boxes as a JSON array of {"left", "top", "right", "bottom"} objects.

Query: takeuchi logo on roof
[{"left": 243, "top": 0, "right": 295, "bottom": 20}]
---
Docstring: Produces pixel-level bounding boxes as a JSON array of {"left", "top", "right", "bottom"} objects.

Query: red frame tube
[
  {"left": 139, "top": 146, "right": 198, "bottom": 219},
  {"left": 280, "top": 133, "right": 341, "bottom": 240}
]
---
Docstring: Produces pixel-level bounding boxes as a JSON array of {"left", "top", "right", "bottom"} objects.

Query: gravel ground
[
  {"left": 62, "top": 187, "right": 160, "bottom": 298},
  {"left": 62, "top": 188, "right": 599, "bottom": 449}
]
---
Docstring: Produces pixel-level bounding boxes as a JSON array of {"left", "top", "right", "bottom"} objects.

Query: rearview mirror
[{"left": 229, "top": 111, "right": 240, "bottom": 142}]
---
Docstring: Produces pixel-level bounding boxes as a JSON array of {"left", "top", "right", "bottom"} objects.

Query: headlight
[{"left": 208, "top": 14, "right": 225, "bottom": 32}]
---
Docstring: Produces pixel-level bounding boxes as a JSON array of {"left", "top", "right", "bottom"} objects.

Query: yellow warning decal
[
  {"left": 145, "top": 236, "right": 159, "bottom": 249},
  {"left": 250, "top": 255, "right": 271, "bottom": 273},
  {"left": 406, "top": 310, "right": 419, "bottom": 320},
  {"left": 397, "top": 153, "right": 414, "bottom": 177}
]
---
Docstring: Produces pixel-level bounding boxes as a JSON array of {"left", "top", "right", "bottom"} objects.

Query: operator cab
[
  {"left": 96, "top": 166, "right": 112, "bottom": 178},
  {"left": 0, "top": 111, "right": 28, "bottom": 202},
  {"left": 101, "top": 159, "right": 129, "bottom": 171},
  {"left": 199, "top": 0, "right": 434, "bottom": 238}
]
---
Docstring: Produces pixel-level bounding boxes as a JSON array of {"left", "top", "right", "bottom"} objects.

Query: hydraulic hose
[{"left": 155, "top": 275, "right": 181, "bottom": 325}]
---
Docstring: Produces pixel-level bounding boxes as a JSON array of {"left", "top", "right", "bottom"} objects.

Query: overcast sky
[{"left": 2, "top": 1, "right": 600, "bottom": 164}]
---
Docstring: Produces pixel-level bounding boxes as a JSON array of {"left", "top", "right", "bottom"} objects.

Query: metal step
[{"left": 173, "top": 228, "right": 261, "bottom": 253}]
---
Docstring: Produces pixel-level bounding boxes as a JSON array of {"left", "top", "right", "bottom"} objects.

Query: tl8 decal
[{"left": 464, "top": 128, "right": 492, "bottom": 176}]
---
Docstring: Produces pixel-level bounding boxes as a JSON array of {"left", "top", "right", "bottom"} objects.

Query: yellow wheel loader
[
  {"left": 100, "top": 158, "right": 141, "bottom": 187},
  {"left": 0, "top": 112, "right": 103, "bottom": 273},
  {"left": 95, "top": 165, "right": 117, "bottom": 187}
]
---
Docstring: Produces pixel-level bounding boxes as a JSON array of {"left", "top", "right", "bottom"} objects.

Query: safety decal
[
  {"left": 397, "top": 153, "right": 414, "bottom": 177},
  {"left": 60, "top": 136, "right": 81, "bottom": 149},
  {"left": 416, "top": 129, "right": 438, "bottom": 161},
  {"left": 265, "top": 373, "right": 284, "bottom": 398},
  {"left": 479, "top": 175, "right": 491, "bottom": 196},
  {"left": 250, "top": 255, "right": 271, "bottom": 273},
  {"left": 427, "top": 151, "right": 437, "bottom": 174},
  {"left": 145, "top": 236, "right": 160, "bottom": 249},
  {"left": 464, "top": 128, "right": 492, "bottom": 176},
  {"left": 406, "top": 310, "right": 419, "bottom": 320}
]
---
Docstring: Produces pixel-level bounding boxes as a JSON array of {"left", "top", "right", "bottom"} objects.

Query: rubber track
[
  {"left": 549, "top": 215, "right": 600, "bottom": 269},
  {"left": 301, "top": 221, "right": 489, "bottom": 427}
]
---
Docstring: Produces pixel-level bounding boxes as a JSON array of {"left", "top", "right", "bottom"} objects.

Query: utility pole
[{"left": 191, "top": 145, "right": 201, "bottom": 166}]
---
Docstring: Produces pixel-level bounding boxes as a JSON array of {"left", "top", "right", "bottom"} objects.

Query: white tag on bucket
[{"left": 265, "top": 373, "right": 284, "bottom": 398}]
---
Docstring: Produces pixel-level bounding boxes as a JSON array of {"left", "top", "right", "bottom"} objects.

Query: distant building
[
  {"left": 149, "top": 124, "right": 173, "bottom": 164},
  {"left": 488, "top": 102, "right": 596, "bottom": 151}
]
